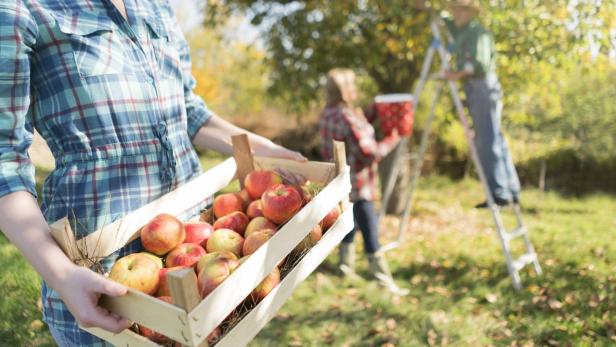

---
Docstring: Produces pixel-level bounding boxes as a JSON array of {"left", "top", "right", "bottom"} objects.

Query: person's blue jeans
[
  {"left": 342, "top": 200, "right": 380, "bottom": 254},
  {"left": 464, "top": 74, "right": 521, "bottom": 201}
]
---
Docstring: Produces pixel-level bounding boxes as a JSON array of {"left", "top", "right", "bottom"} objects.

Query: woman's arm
[
  {"left": 192, "top": 114, "right": 307, "bottom": 161},
  {"left": 0, "top": 192, "right": 132, "bottom": 333}
]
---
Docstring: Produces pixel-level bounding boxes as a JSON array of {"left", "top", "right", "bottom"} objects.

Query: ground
[{"left": 1, "top": 154, "right": 615, "bottom": 346}]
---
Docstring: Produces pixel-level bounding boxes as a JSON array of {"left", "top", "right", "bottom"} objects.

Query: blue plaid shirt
[{"left": 0, "top": 1, "right": 213, "bottom": 345}]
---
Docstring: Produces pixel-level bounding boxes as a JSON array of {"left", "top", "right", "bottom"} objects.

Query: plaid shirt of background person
[{"left": 319, "top": 105, "right": 398, "bottom": 202}]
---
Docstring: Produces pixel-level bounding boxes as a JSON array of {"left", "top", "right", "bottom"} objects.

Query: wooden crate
[{"left": 49, "top": 135, "right": 353, "bottom": 346}]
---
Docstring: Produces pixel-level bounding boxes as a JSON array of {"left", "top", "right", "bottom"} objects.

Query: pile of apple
[{"left": 107, "top": 169, "right": 341, "bottom": 344}]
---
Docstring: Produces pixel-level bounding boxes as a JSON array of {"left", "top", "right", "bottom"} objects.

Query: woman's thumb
[{"left": 94, "top": 275, "right": 128, "bottom": 297}]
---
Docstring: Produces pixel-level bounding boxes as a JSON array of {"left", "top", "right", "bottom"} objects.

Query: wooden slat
[
  {"left": 85, "top": 327, "right": 161, "bottom": 347},
  {"left": 187, "top": 167, "right": 352, "bottom": 346},
  {"left": 99, "top": 288, "right": 190, "bottom": 344},
  {"left": 49, "top": 157, "right": 237, "bottom": 261},
  {"left": 231, "top": 134, "right": 255, "bottom": 188},
  {"left": 169, "top": 269, "right": 208, "bottom": 347},
  {"left": 254, "top": 156, "right": 336, "bottom": 184},
  {"left": 332, "top": 140, "right": 350, "bottom": 211},
  {"left": 216, "top": 206, "right": 355, "bottom": 346}
]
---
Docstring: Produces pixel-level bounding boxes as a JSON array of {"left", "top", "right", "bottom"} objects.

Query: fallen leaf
[
  {"left": 486, "top": 293, "right": 498, "bottom": 303},
  {"left": 386, "top": 318, "right": 397, "bottom": 330},
  {"left": 548, "top": 299, "right": 563, "bottom": 310}
]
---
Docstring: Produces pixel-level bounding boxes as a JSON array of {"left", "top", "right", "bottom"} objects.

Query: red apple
[
  {"left": 252, "top": 267, "right": 280, "bottom": 301},
  {"left": 294, "top": 224, "right": 323, "bottom": 254},
  {"left": 207, "top": 326, "right": 222, "bottom": 344},
  {"left": 140, "top": 214, "right": 185, "bottom": 256},
  {"left": 196, "top": 250, "right": 238, "bottom": 274},
  {"left": 140, "top": 252, "right": 163, "bottom": 269},
  {"left": 213, "top": 193, "right": 245, "bottom": 218},
  {"left": 206, "top": 228, "right": 244, "bottom": 257},
  {"left": 244, "top": 170, "right": 283, "bottom": 200},
  {"left": 183, "top": 222, "right": 214, "bottom": 247},
  {"left": 165, "top": 243, "right": 207, "bottom": 269},
  {"left": 109, "top": 253, "right": 160, "bottom": 295},
  {"left": 139, "top": 296, "right": 174, "bottom": 343},
  {"left": 320, "top": 204, "right": 341, "bottom": 232},
  {"left": 157, "top": 266, "right": 188, "bottom": 297},
  {"left": 242, "top": 229, "right": 275, "bottom": 256},
  {"left": 213, "top": 211, "right": 249, "bottom": 235},
  {"left": 237, "top": 189, "right": 252, "bottom": 209},
  {"left": 197, "top": 253, "right": 240, "bottom": 298},
  {"left": 246, "top": 199, "right": 265, "bottom": 219},
  {"left": 244, "top": 216, "right": 277, "bottom": 238},
  {"left": 262, "top": 184, "right": 303, "bottom": 224}
]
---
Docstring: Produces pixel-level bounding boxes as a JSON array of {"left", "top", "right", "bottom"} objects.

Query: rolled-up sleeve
[
  {"left": 0, "top": 3, "right": 38, "bottom": 199},
  {"left": 164, "top": 4, "right": 214, "bottom": 141}
]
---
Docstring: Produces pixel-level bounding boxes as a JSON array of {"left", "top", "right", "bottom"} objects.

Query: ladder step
[
  {"left": 504, "top": 226, "right": 527, "bottom": 242},
  {"left": 512, "top": 253, "right": 537, "bottom": 272}
]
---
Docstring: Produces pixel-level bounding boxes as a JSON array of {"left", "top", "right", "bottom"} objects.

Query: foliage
[
  {"left": 205, "top": 1, "right": 615, "bottom": 109},
  {"left": 187, "top": 24, "right": 272, "bottom": 119}
]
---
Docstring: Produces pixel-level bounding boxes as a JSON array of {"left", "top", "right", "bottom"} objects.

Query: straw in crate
[{"left": 49, "top": 134, "right": 353, "bottom": 346}]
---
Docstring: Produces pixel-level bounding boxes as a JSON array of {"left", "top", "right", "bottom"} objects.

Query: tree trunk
[{"left": 378, "top": 142, "right": 411, "bottom": 215}]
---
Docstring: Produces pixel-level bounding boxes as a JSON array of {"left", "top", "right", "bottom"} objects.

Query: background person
[
  {"left": 319, "top": 68, "right": 409, "bottom": 296},
  {"left": 443, "top": 0, "right": 522, "bottom": 208}
]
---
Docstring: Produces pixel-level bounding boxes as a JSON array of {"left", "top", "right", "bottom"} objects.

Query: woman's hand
[
  {"left": 252, "top": 139, "right": 307, "bottom": 162},
  {"left": 55, "top": 265, "right": 132, "bottom": 333}
]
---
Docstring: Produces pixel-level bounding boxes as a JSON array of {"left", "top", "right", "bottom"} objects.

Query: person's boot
[
  {"left": 338, "top": 242, "right": 356, "bottom": 277},
  {"left": 367, "top": 253, "right": 410, "bottom": 296}
]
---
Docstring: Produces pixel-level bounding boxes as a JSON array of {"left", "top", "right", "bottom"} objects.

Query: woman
[
  {"left": 319, "top": 68, "right": 409, "bottom": 296},
  {"left": 0, "top": 1, "right": 303, "bottom": 345}
]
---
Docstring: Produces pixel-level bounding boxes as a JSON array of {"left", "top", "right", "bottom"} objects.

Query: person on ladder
[
  {"left": 319, "top": 68, "right": 410, "bottom": 296},
  {"left": 442, "top": 0, "right": 522, "bottom": 208}
]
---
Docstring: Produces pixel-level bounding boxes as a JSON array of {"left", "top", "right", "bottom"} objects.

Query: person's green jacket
[{"left": 444, "top": 17, "right": 497, "bottom": 78}]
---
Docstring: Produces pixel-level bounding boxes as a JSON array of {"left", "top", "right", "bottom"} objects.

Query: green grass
[{"left": 1, "top": 159, "right": 615, "bottom": 346}]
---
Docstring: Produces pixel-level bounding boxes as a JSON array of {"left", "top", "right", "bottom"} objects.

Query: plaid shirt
[
  {"left": 320, "top": 104, "right": 398, "bottom": 202},
  {"left": 0, "top": 1, "right": 213, "bottom": 345}
]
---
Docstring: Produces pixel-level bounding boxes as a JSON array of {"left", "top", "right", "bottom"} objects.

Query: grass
[{"left": 1, "top": 157, "right": 615, "bottom": 346}]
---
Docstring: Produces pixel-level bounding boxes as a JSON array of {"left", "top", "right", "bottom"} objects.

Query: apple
[
  {"left": 140, "top": 252, "right": 163, "bottom": 269},
  {"left": 138, "top": 296, "right": 173, "bottom": 343},
  {"left": 237, "top": 189, "right": 252, "bottom": 209},
  {"left": 320, "top": 204, "right": 341, "bottom": 232},
  {"left": 299, "top": 180, "right": 323, "bottom": 204},
  {"left": 109, "top": 253, "right": 160, "bottom": 295},
  {"left": 294, "top": 224, "right": 323, "bottom": 254},
  {"left": 244, "top": 170, "right": 283, "bottom": 200},
  {"left": 140, "top": 214, "right": 185, "bottom": 256},
  {"left": 262, "top": 184, "right": 303, "bottom": 224},
  {"left": 252, "top": 267, "right": 280, "bottom": 301},
  {"left": 206, "top": 228, "right": 244, "bottom": 257},
  {"left": 207, "top": 326, "right": 222, "bottom": 344},
  {"left": 183, "top": 222, "right": 214, "bottom": 247},
  {"left": 157, "top": 266, "right": 188, "bottom": 297},
  {"left": 165, "top": 243, "right": 207, "bottom": 269},
  {"left": 246, "top": 199, "right": 265, "bottom": 219},
  {"left": 196, "top": 250, "right": 238, "bottom": 274},
  {"left": 244, "top": 216, "right": 277, "bottom": 238},
  {"left": 213, "top": 211, "right": 249, "bottom": 235},
  {"left": 242, "top": 229, "right": 275, "bottom": 256},
  {"left": 213, "top": 193, "right": 245, "bottom": 219},
  {"left": 197, "top": 252, "right": 240, "bottom": 298}
]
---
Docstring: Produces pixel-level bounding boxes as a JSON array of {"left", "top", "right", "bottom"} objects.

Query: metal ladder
[{"left": 378, "top": 17, "right": 542, "bottom": 290}]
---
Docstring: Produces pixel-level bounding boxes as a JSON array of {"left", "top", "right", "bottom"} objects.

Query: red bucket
[{"left": 374, "top": 94, "right": 414, "bottom": 137}]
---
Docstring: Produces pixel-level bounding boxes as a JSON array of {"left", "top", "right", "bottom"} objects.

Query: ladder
[{"left": 377, "top": 17, "right": 542, "bottom": 290}]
